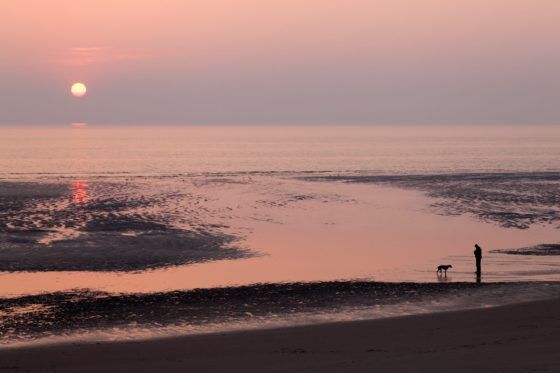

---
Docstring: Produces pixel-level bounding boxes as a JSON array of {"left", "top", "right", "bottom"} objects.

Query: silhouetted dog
[{"left": 436, "top": 265, "right": 453, "bottom": 274}]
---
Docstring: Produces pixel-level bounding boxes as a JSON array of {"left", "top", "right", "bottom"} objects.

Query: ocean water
[
  {"left": 1, "top": 124, "right": 560, "bottom": 345},
  {"left": 2, "top": 125, "right": 560, "bottom": 176}
]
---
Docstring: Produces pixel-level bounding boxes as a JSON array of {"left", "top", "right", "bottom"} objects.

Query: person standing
[{"left": 474, "top": 244, "right": 482, "bottom": 276}]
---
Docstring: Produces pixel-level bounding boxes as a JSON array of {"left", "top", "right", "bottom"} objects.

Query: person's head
[{"left": 475, "top": 244, "right": 481, "bottom": 250}]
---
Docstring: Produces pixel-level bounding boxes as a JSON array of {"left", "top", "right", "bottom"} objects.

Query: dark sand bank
[
  {"left": 5, "top": 282, "right": 559, "bottom": 344},
  {"left": 0, "top": 180, "right": 251, "bottom": 271},
  {"left": 492, "top": 243, "right": 560, "bottom": 256},
  {"left": 0, "top": 230, "right": 247, "bottom": 272},
  {"left": 1, "top": 298, "right": 559, "bottom": 372},
  {"left": 0, "top": 282, "right": 504, "bottom": 343},
  {"left": 305, "top": 172, "right": 560, "bottom": 229}
]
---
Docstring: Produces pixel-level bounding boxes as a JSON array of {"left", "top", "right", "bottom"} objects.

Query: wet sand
[{"left": 1, "top": 297, "right": 559, "bottom": 372}]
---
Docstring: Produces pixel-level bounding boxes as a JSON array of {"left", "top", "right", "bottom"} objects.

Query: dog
[{"left": 436, "top": 264, "right": 453, "bottom": 275}]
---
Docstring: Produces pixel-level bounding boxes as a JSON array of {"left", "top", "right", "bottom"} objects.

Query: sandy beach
[{"left": 1, "top": 297, "right": 558, "bottom": 372}]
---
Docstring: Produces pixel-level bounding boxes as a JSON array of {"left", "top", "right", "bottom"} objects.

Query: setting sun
[{"left": 71, "top": 82, "right": 87, "bottom": 97}]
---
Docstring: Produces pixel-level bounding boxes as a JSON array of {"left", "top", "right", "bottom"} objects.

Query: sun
[{"left": 71, "top": 82, "right": 87, "bottom": 97}]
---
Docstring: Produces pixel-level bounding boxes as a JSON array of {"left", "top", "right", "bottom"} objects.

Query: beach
[
  {"left": 1, "top": 297, "right": 558, "bottom": 372},
  {"left": 2, "top": 127, "right": 560, "bottom": 361}
]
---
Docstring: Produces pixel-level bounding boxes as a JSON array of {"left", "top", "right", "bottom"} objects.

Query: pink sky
[{"left": 2, "top": 0, "right": 560, "bottom": 124}]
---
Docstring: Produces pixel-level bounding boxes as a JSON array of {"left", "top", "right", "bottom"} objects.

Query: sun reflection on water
[{"left": 71, "top": 180, "right": 88, "bottom": 205}]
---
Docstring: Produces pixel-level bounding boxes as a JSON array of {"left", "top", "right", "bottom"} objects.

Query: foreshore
[{"left": 1, "top": 297, "right": 559, "bottom": 372}]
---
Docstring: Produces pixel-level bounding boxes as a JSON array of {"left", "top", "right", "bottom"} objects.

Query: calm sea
[{"left": 2, "top": 125, "right": 560, "bottom": 176}]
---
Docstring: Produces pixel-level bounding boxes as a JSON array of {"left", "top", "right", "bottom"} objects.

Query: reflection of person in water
[{"left": 474, "top": 244, "right": 482, "bottom": 276}]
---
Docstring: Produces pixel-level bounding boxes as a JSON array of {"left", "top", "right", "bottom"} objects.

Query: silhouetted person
[{"left": 474, "top": 244, "right": 482, "bottom": 276}]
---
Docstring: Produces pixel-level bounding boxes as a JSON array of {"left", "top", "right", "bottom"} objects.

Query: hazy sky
[{"left": 1, "top": 0, "right": 560, "bottom": 125}]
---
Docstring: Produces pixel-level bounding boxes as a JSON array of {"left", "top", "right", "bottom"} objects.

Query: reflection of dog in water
[{"left": 436, "top": 265, "right": 453, "bottom": 275}]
